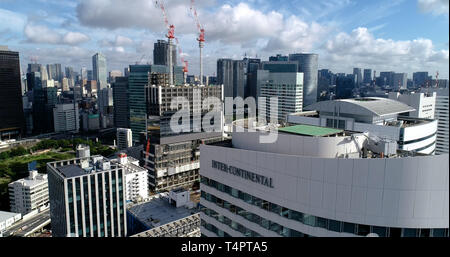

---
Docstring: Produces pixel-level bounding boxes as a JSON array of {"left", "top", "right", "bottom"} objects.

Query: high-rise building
[
  {"left": 32, "top": 78, "right": 57, "bottom": 134},
  {"left": 27, "top": 63, "right": 40, "bottom": 73},
  {"left": 353, "top": 68, "right": 363, "bottom": 86},
  {"left": 257, "top": 69, "right": 303, "bottom": 122},
  {"left": 217, "top": 59, "right": 234, "bottom": 98},
  {"left": 92, "top": 53, "right": 108, "bottom": 90},
  {"left": 363, "top": 69, "right": 372, "bottom": 84},
  {"left": 117, "top": 128, "right": 132, "bottom": 150},
  {"left": 153, "top": 39, "right": 177, "bottom": 67},
  {"left": 288, "top": 53, "right": 318, "bottom": 107},
  {"left": 129, "top": 65, "right": 159, "bottom": 142},
  {"left": 421, "top": 88, "right": 449, "bottom": 154},
  {"left": 53, "top": 103, "right": 80, "bottom": 133},
  {"left": 47, "top": 155, "right": 128, "bottom": 237},
  {"left": 112, "top": 77, "right": 130, "bottom": 128},
  {"left": 392, "top": 73, "right": 407, "bottom": 90},
  {"left": 379, "top": 71, "right": 395, "bottom": 87},
  {"left": 243, "top": 58, "right": 261, "bottom": 99},
  {"left": 8, "top": 170, "right": 49, "bottom": 215},
  {"left": 0, "top": 46, "right": 26, "bottom": 140},
  {"left": 199, "top": 120, "right": 449, "bottom": 237},
  {"left": 335, "top": 75, "right": 355, "bottom": 99},
  {"left": 388, "top": 91, "right": 436, "bottom": 119},
  {"left": 233, "top": 60, "right": 247, "bottom": 99},
  {"left": 143, "top": 85, "right": 224, "bottom": 192},
  {"left": 65, "top": 66, "right": 75, "bottom": 80},
  {"left": 413, "top": 72, "right": 430, "bottom": 87}
]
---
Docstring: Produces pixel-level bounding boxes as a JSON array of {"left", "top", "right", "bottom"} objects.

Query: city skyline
[{"left": 0, "top": 0, "right": 448, "bottom": 78}]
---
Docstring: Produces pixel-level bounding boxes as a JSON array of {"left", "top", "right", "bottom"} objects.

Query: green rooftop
[{"left": 278, "top": 124, "right": 343, "bottom": 137}]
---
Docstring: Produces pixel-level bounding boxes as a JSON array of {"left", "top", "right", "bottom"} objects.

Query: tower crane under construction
[
  {"left": 156, "top": 0, "right": 175, "bottom": 85},
  {"left": 190, "top": 0, "right": 205, "bottom": 85}
]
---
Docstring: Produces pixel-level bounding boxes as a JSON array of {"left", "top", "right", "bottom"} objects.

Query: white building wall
[{"left": 200, "top": 144, "right": 449, "bottom": 237}]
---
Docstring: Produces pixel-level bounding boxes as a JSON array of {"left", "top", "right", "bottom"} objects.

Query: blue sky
[{"left": 0, "top": 0, "right": 448, "bottom": 78}]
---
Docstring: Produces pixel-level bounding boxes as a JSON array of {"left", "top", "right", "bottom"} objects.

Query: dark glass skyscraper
[
  {"left": 217, "top": 59, "right": 234, "bottom": 98},
  {"left": 336, "top": 75, "right": 355, "bottom": 99},
  {"left": 288, "top": 53, "right": 318, "bottom": 107},
  {"left": 153, "top": 39, "right": 177, "bottom": 67},
  {"left": 0, "top": 46, "right": 26, "bottom": 140},
  {"left": 112, "top": 76, "right": 130, "bottom": 128}
]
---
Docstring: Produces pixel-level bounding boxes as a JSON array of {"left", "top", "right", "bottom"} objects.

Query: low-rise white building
[
  {"left": 388, "top": 91, "right": 436, "bottom": 119},
  {"left": 110, "top": 153, "right": 148, "bottom": 203},
  {"left": 8, "top": 170, "right": 49, "bottom": 215}
]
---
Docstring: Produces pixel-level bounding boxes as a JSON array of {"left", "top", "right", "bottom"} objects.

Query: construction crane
[
  {"left": 174, "top": 37, "right": 189, "bottom": 84},
  {"left": 190, "top": 0, "right": 205, "bottom": 85},
  {"left": 156, "top": 0, "right": 175, "bottom": 85}
]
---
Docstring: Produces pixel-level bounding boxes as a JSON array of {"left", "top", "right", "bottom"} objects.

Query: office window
[
  {"left": 269, "top": 203, "right": 281, "bottom": 214},
  {"left": 261, "top": 200, "right": 270, "bottom": 211},
  {"left": 403, "top": 228, "right": 418, "bottom": 237},
  {"left": 343, "top": 222, "right": 355, "bottom": 234},
  {"left": 303, "top": 215, "right": 316, "bottom": 227},
  {"left": 316, "top": 217, "right": 327, "bottom": 229},
  {"left": 338, "top": 120, "right": 346, "bottom": 129},
  {"left": 389, "top": 228, "right": 401, "bottom": 237},
  {"left": 357, "top": 224, "right": 370, "bottom": 236},
  {"left": 281, "top": 208, "right": 290, "bottom": 218},
  {"left": 371, "top": 226, "right": 387, "bottom": 237},
  {"left": 328, "top": 220, "right": 341, "bottom": 232},
  {"left": 419, "top": 229, "right": 430, "bottom": 237},
  {"left": 260, "top": 218, "right": 270, "bottom": 229},
  {"left": 432, "top": 228, "right": 446, "bottom": 237},
  {"left": 244, "top": 193, "right": 252, "bottom": 204},
  {"left": 290, "top": 211, "right": 303, "bottom": 222}
]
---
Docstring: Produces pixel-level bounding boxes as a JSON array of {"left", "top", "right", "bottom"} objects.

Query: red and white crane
[
  {"left": 156, "top": 0, "right": 175, "bottom": 85},
  {"left": 190, "top": 0, "right": 205, "bottom": 85}
]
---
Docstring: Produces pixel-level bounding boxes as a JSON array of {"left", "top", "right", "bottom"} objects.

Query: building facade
[
  {"left": 113, "top": 77, "right": 130, "bottom": 129},
  {"left": 117, "top": 128, "right": 132, "bottom": 150},
  {"left": 288, "top": 97, "right": 438, "bottom": 155},
  {"left": 257, "top": 70, "right": 303, "bottom": 122},
  {"left": 143, "top": 85, "right": 224, "bottom": 192},
  {"left": 388, "top": 92, "right": 436, "bottom": 119},
  {"left": 47, "top": 156, "right": 127, "bottom": 237},
  {"left": 92, "top": 53, "right": 108, "bottom": 90},
  {"left": 53, "top": 103, "right": 80, "bottom": 133},
  {"left": 199, "top": 121, "right": 449, "bottom": 237},
  {"left": 0, "top": 46, "right": 26, "bottom": 140},
  {"left": 288, "top": 53, "right": 318, "bottom": 107},
  {"left": 8, "top": 170, "right": 49, "bottom": 215},
  {"left": 421, "top": 88, "right": 449, "bottom": 154}
]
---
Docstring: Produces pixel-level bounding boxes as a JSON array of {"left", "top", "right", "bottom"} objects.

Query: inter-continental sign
[{"left": 211, "top": 160, "right": 274, "bottom": 188}]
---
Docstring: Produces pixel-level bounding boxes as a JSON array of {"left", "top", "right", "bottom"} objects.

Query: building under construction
[{"left": 143, "top": 84, "right": 224, "bottom": 192}]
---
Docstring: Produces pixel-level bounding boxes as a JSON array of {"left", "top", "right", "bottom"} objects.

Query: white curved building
[
  {"left": 199, "top": 120, "right": 449, "bottom": 237},
  {"left": 287, "top": 97, "right": 438, "bottom": 155}
]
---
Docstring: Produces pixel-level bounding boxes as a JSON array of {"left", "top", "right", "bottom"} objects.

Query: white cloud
[
  {"left": 24, "top": 23, "right": 90, "bottom": 45},
  {"left": 418, "top": 0, "right": 449, "bottom": 15},
  {"left": 63, "top": 32, "right": 90, "bottom": 45},
  {"left": 322, "top": 27, "right": 449, "bottom": 77}
]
